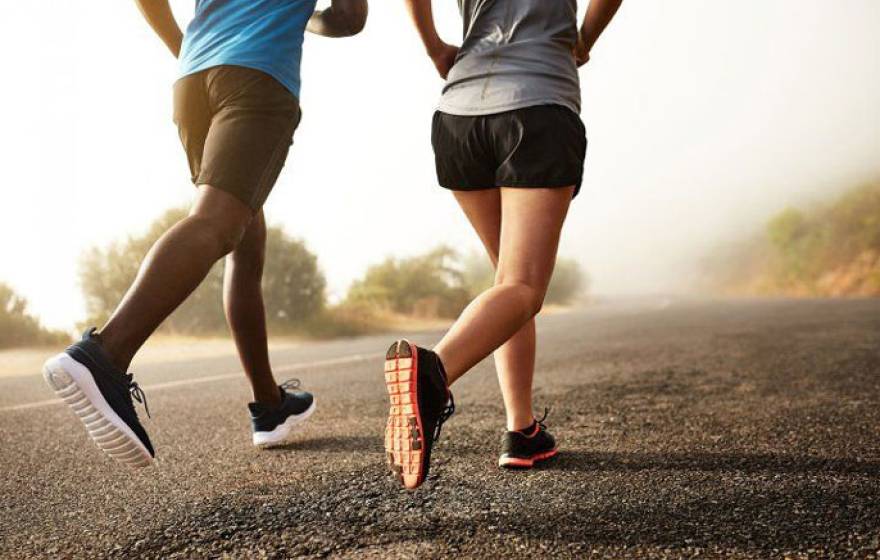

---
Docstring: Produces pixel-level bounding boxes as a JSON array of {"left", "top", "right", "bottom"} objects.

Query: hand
[
  {"left": 429, "top": 42, "right": 459, "bottom": 79},
  {"left": 574, "top": 32, "right": 590, "bottom": 67}
]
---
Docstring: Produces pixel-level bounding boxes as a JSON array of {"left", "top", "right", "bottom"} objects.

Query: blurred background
[{"left": 0, "top": 0, "right": 877, "bottom": 349}]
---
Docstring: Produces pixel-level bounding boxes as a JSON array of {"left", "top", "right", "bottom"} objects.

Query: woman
[{"left": 384, "top": 0, "right": 623, "bottom": 489}]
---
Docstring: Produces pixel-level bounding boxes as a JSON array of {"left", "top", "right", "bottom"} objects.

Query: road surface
[{"left": 1, "top": 298, "right": 878, "bottom": 559}]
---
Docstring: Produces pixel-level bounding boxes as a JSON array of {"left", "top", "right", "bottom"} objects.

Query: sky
[{"left": 0, "top": 0, "right": 878, "bottom": 330}]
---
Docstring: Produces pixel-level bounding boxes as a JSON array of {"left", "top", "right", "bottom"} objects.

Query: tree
[
  {"left": 262, "top": 226, "right": 326, "bottom": 327},
  {"left": 79, "top": 208, "right": 326, "bottom": 334},
  {"left": 347, "top": 246, "right": 471, "bottom": 318},
  {"left": 0, "top": 283, "right": 67, "bottom": 348}
]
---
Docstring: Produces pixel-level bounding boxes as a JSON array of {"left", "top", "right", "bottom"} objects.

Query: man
[{"left": 42, "top": 0, "right": 368, "bottom": 467}]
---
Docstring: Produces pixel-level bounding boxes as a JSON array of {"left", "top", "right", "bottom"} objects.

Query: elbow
[{"left": 339, "top": 5, "right": 368, "bottom": 37}]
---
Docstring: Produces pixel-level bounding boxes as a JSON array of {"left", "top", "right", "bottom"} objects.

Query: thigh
[
  {"left": 496, "top": 186, "right": 575, "bottom": 291},
  {"left": 173, "top": 73, "right": 212, "bottom": 184},
  {"left": 199, "top": 66, "right": 302, "bottom": 211},
  {"left": 453, "top": 189, "right": 502, "bottom": 265}
]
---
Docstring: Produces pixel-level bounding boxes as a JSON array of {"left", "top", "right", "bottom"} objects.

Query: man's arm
[
  {"left": 403, "top": 0, "right": 458, "bottom": 79},
  {"left": 134, "top": 0, "right": 184, "bottom": 58},
  {"left": 575, "top": 0, "right": 624, "bottom": 66},
  {"left": 307, "top": 0, "right": 368, "bottom": 38}
]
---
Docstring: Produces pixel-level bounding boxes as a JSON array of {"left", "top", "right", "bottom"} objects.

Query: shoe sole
[
  {"left": 42, "top": 353, "right": 153, "bottom": 468},
  {"left": 252, "top": 399, "right": 317, "bottom": 447},
  {"left": 498, "top": 448, "right": 559, "bottom": 469},
  {"left": 384, "top": 340, "right": 426, "bottom": 490}
]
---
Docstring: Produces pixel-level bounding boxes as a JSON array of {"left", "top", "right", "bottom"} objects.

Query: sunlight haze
[{"left": 1, "top": 0, "right": 877, "bottom": 330}]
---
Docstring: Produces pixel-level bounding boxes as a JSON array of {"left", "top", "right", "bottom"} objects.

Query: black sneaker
[
  {"left": 42, "top": 328, "right": 154, "bottom": 467},
  {"left": 498, "top": 410, "right": 558, "bottom": 469},
  {"left": 383, "top": 340, "right": 454, "bottom": 490},
  {"left": 249, "top": 379, "right": 316, "bottom": 447}
]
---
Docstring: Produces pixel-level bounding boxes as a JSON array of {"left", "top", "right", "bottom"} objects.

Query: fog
[{"left": 0, "top": 0, "right": 877, "bottom": 329}]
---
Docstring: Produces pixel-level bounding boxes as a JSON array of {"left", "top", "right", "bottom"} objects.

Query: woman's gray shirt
[{"left": 439, "top": 0, "right": 582, "bottom": 116}]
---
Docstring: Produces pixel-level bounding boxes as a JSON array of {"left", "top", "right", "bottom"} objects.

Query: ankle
[
  {"left": 507, "top": 417, "right": 535, "bottom": 432},
  {"left": 432, "top": 348, "right": 457, "bottom": 386},
  {"left": 94, "top": 330, "right": 133, "bottom": 373},
  {"left": 253, "top": 386, "right": 282, "bottom": 408}
]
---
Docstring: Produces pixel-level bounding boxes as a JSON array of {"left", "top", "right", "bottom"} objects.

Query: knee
[
  {"left": 498, "top": 280, "right": 545, "bottom": 318},
  {"left": 229, "top": 229, "right": 266, "bottom": 273},
  {"left": 188, "top": 215, "right": 249, "bottom": 257}
]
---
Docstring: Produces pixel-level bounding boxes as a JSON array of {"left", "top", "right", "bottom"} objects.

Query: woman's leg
[
  {"left": 451, "top": 189, "right": 538, "bottom": 432},
  {"left": 434, "top": 186, "right": 575, "bottom": 388}
]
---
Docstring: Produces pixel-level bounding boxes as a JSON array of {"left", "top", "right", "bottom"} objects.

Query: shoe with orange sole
[
  {"left": 498, "top": 413, "right": 558, "bottom": 469},
  {"left": 383, "top": 340, "right": 454, "bottom": 490}
]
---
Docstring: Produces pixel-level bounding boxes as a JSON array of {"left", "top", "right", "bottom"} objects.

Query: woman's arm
[
  {"left": 307, "top": 0, "right": 369, "bottom": 38},
  {"left": 133, "top": 0, "right": 184, "bottom": 57},
  {"left": 403, "top": 0, "right": 458, "bottom": 79},
  {"left": 575, "top": 0, "right": 624, "bottom": 66}
]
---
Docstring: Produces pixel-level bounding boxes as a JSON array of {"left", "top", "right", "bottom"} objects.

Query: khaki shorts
[{"left": 173, "top": 65, "right": 301, "bottom": 210}]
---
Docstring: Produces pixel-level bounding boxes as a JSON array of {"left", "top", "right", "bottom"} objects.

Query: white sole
[
  {"left": 252, "top": 399, "right": 317, "bottom": 447},
  {"left": 42, "top": 353, "right": 153, "bottom": 468}
]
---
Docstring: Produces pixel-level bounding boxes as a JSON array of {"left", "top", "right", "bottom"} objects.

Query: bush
[
  {"left": 346, "top": 246, "right": 471, "bottom": 318},
  {"left": 347, "top": 246, "right": 589, "bottom": 319},
  {"left": 0, "top": 283, "right": 67, "bottom": 349},
  {"left": 704, "top": 181, "right": 880, "bottom": 296},
  {"left": 80, "top": 207, "right": 326, "bottom": 334}
]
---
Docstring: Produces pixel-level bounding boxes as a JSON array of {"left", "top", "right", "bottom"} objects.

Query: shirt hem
[
  {"left": 436, "top": 97, "right": 581, "bottom": 117},
  {"left": 179, "top": 59, "right": 301, "bottom": 99}
]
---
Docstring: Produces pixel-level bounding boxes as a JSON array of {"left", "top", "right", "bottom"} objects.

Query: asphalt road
[{"left": 1, "top": 298, "right": 879, "bottom": 559}]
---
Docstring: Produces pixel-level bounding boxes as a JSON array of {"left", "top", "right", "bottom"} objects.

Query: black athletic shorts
[
  {"left": 173, "top": 65, "right": 302, "bottom": 210},
  {"left": 431, "top": 104, "right": 587, "bottom": 198}
]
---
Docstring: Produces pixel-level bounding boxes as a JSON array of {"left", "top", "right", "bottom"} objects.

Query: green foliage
[
  {"left": 262, "top": 226, "right": 326, "bottom": 327},
  {"left": 707, "top": 181, "right": 880, "bottom": 296},
  {"left": 347, "top": 246, "right": 470, "bottom": 318},
  {"left": 0, "top": 283, "right": 67, "bottom": 348},
  {"left": 764, "top": 183, "right": 880, "bottom": 291},
  {"left": 348, "top": 246, "right": 589, "bottom": 318},
  {"left": 80, "top": 207, "right": 326, "bottom": 334}
]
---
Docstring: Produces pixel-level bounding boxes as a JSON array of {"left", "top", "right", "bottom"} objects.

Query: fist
[
  {"left": 430, "top": 43, "right": 460, "bottom": 80},
  {"left": 574, "top": 33, "right": 590, "bottom": 67}
]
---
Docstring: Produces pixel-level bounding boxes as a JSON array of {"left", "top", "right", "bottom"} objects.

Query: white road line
[{"left": 0, "top": 352, "right": 382, "bottom": 413}]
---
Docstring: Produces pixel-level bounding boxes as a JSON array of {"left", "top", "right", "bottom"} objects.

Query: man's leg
[
  {"left": 452, "top": 189, "right": 537, "bottom": 432},
  {"left": 99, "top": 185, "right": 254, "bottom": 371},
  {"left": 222, "top": 211, "right": 282, "bottom": 408}
]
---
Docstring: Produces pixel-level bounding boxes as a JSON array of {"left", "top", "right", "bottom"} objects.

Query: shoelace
[
  {"left": 433, "top": 393, "right": 456, "bottom": 441},
  {"left": 279, "top": 378, "right": 301, "bottom": 391},
  {"left": 535, "top": 406, "right": 551, "bottom": 430},
  {"left": 124, "top": 373, "right": 151, "bottom": 418}
]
